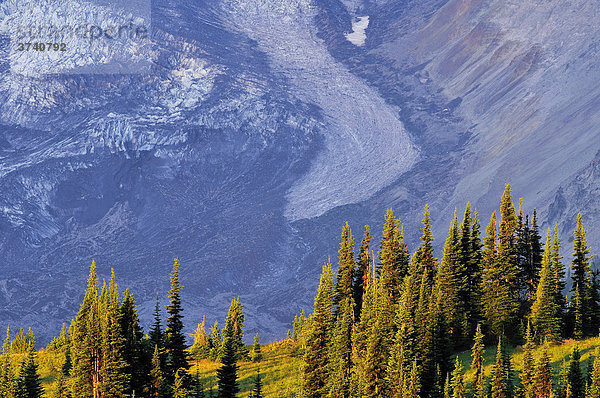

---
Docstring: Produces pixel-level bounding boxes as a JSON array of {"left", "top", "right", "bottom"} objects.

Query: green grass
[{"left": 32, "top": 336, "right": 600, "bottom": 396}]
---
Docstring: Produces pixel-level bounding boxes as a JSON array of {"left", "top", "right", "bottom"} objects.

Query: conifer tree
[
  {"left": 444, "top": 374, "right": 451, "bottom": 398},
  {"left": 354, "top": 225, "right": 373, "bottom": 321},
  {"left": 490, "top": 336, "right": 512, "bottom": 398},
  {"left": 556, "top": 359, "right": 569, "bottom": 398},
  {"left": 165, "top": 258, "right": 190, "bottom": 383},
  {"left": 303, "top": 262, "right": 334, "bottom": 398},
  {"left": 569, "top": 213, "right": 593, "bottom": 339},
  {"left": 534, "top": 348, "right": 553, "bottom": 398},
  {"left": 551, "top": 225, "right": 567, "bottom": 320},
  {"left": 437, "top": 210, "right": 464, "bottom": 345},
  {"left": 224, "top": 298, "right": 247, "bottom": 360},
  {"left": 16, "top": 347, "right": 43, "bottom": 398},
  {"left": 217, "top": 301, "right": 240, "bottom": 398},
  {"left": 451, "top": 357, "right": 466, "bottom": 398},
  {"left": 191, "top": 317, "right": 210, "bottom": 361},
  {"left": 174, "top": 369, "right": 191, "bottom": 398},
  {"left": 150, "top": 345, "right": 169, "bottom": 398},
  {"left": 386, "top": 323, "right": 408, "bottom": 398},
  {"left": 531, "top": 231, "right": 561, "bottom": 342},
  {"left": 250, "top": 333, "right": 262, "bottom": 362},
  {"left": 470, "top": 324, "right": 486, "bottom": 398},
  {"left": 405, "top": 361, "right": 420, "bottom": 398},
  {"left": 120, "top": 288, "right": 149, "bottom": 396},
  {"left": 249, "top": 369, "right": 263, "bottom": 398},
  {"left": 0, "top": 326, "right": 15, "bottom": 398},
  {"left": 100, "top": 270, "right": 128, "bottom": 398},
  {"left": 335, "top": 222, "right": 355, "bottom": 311},
  {"left": 589, "top": 348, "right": 600, "bottom": 398},
  {"left": 150, "top": 294, "right": 164, "bottom": 351},
  {"left": 520, "top": 322, "right": 535, "bottom": 398},
  {"left": 209, "top": 321, "right": 222, "bottom": 361},
  {"left": 378, "top": 209, "right": 407, "bottom": 302},
  {"left": 567, "top": 345, "right": 584, "bottom": 398},
  {"left": 459, "top": 204, "right": 483, "bottom": 338},
  {"left": 71, "top": 261, "right": 102, "bottom": 398}
]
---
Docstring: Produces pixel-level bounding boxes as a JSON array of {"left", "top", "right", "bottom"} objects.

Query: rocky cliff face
[{"left": 0, "top": 0, "right": 598, "bottom": 342}]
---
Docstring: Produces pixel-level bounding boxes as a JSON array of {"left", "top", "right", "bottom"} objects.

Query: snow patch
[{"left": 345, "top": 16, "right": 369, "bottom": 47}]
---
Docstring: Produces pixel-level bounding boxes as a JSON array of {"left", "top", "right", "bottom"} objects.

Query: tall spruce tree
[
  {"left": 217, "top": 307, "right": 239, "bottom": 398},
  {"left": 531, "top": 231, "right": 561, "bottom": 342},
  {"left": 437, "top": 210, "right": 464, "bottom": 345},
  {"left": 120, "top": 288, "right": 149, "bottom": 396},
  {"left": 17, "top": 347, "right": 43, "bottom": 398},
  {"left": 451, "top": 357, "right": 466, "bottom": 398},
  {"left": 100, "top": 270, "right": 128, "bottom": 398},
  {"left": 71, "top": 261, "right": 102, "bottom": 398},
  {"left": 567, "top": 345, "right": 584, "bottom": 398},
  {"left": 550, "top": 225, "right": 567, "bottom": 323},
  {"left": 354, "top": 225, "right": 373, "bottom": 322},
  {"left": 378, "top": 209, "right": 407, "bottom": 302},
  {"left": 303, "top": 262, "right": 334, "bottom": 398},
  {"left": 150, "top": 294, "right": 164, "bottom": 350},
  {"left": 534, "top": 348, "right": 553, "bottom": 398},
  {"left": 224, "top": 298, "right": 247, "bottom": 360},
  {"left": 470, "top": 324, "right": 486, "bottom": 398},
  {"left": 569, "top": 213, "right": 593, "bottom": 339},
  {"left": 589, "top": 348, "right": 600, "bottom": 398},
  {"left": 335, "top": 222, "right": 355, "bottom": 310},
  {"left": 490, "top": 336, "right": 513, "bottom": 398},
  {"left": 520, "top": 322, "right": 535, "bottom": 398},
  {"left": 459, "top": 204, "right": 483, "bottom": 339},
  {"left": 165, "top": 258, "right": 190, "bottom": 383}
]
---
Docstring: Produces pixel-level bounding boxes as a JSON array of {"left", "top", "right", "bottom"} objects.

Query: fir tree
[
  {"left": 191, "top": 317, "right": 210, "bottom": 361},
  {"left": 531, "top": 231, "right": 561, "bottom": 342},
  {"left": 0, "top": 326, "right": 15, "bottom": 398},
  {"left": 100, "top": 269, "right": 128, "bottom": 398},
  {"left": 149, "top": 294, "right": 164, "bottom": 351},
  {"left": 567, "top": 345, "right": 584, "bottom": 398},
  {"left": 335, "top": 222, "right": 355, "bottom": 310},
  {"left": 444, "top": 374, "right": 451, "bottom": 398},
  {"left": 120, "top": 288, "right": 149, "bottom": 396},
  {"left": 405, "top": 361, "right": 420, "bottom": 398},
  {"left": 174, "top": 368, "right": 190, "bottom": 398},
  {"left": 556, "top": 359, "right": 569, "bottom": 398},
  {"left": 354, "top": 225, "right": 373, "bottom": 322},
  {"left": 165, "top": 258, "right": 190, "bottom": 383},
  {"left": 217, "top": 302, "right": 240, "bottom": 398},
  {"left": 378, "top": 209, "right": 407, "bottom": 302},
  {"left": 437, "top": 210, "right": 464, "bottom": 345},
  {"left": 569, "top": 213, "right": 593, "bottom": 339},
  {"left": 17, "top": 347, "right": 44, "bottom": 398},
  {"left": 520, "top": 322, "right": 535, "bottom": 398},
  {"left": 250, "top": 333, "right": 262, "bottom": 362},
  {"left": 303, "top": 262, "right": 334, "bottom": 397},
  {"left": 249, "top": 369, "right": 263, "bottom": 398},
  {"left": 451, "top": 357, "right": 466, "bottom": 398},
  {"left": 551, "top": 225, "right": 567, "bottom": 321},
  {"left": 150, "top": 345, "right": 169, "bottom": 398},
  {"left": 470, "top": 324, "right": 486, "bottom": 398},
  {"left": 534, "top": 348, "right": 553, "bottom": 398},
  {"left": 71, "top": 261, "right": 102, "bottom": 398},
  {"left": 490, "top": 336, "right": 512, "bottom": 398},
  {"left": 589, "top": 348, "right": 600, "bottom": 398},
  {"left": 459, "top": 204, "right": 483, "bottom": 339}
]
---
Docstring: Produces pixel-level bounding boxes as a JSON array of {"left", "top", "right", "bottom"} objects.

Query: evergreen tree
[
  {"left": 556, "top": 359, "right": 569, "bottom": 398},
  {"left": 16, "top": 347, "right": 44, "bottom": 398},
  {"left": 191, "top": 317, "right": 210, "bottom": 361},
  {"left": 149, "top": 294, "right": 164, "bottom": 351},
  {"left": 444, "top": 374, "right": 451, "bottom": 398},
  {"left": 437, "top": 210, "right": 464, "bottom": 345},
  {"left": 378, "top": 209, "right": 407, "bottom": 302},
  {"left": 459, "top": 204, "right": 483, "bottom": 339},
  {"left": 165, "top": 258, "right": 190, "bottom": 383},
  {"left": 520, "top": 322, "right": 535, "bottom": 398},
  {"left": 71, "top": 261, "right": 102, "bottom": 398},
  {"left": 354, "top": 225, "right": 373, "bottom": 322},
  {"left": 534, "top": 348, "right": 553, "bottom": 398},
  {"left": 567, "top": 345, "right": 584, "bottom": 398},
  {"left": 174, "top": 368, "right": 190, "bottom": 398},
  {"left": 209, "top": 321, "right": 222, "bottom": 361},
  {"left": 303, "top": 262, "right": 334, "bottom": 397},
  {"left": 225, "top": 298, "right": 247, "bottom": 360},
  {"left": 531, "top": 231, "right": 561, "bottom": 342},
  {"left": 217, "top": 301, "right": 240, "bottom": 398},
  {"left": 405, "top": 361, "right": 420, "bottom": 398},
  {"left": 0, "top": 326, "right": 15, "bottom": 398},
  {"left": 451, "top": 357, "right": 466, "bottom": 398},
  {"left": 490, "top": 336, "right": 512, "bottom": 398},
  {"left": 100, "top": 269, "right": 128, "bottom": 398},
  {"left": 470, "top": 324, "right": 486, "bottom": 398},
  {"left": 250, "top": 333, "right": 262, "bottom": 362},
  {"left": 150, "top": 345, "right": 169, "bottom": 398},
  {"left": 589, "top": 348, "right": 600, "bottom": 398},
  {"left": 249, "top": 369, "right": 263, "bottom": 398},
  {"left": 120, "top": 288, "right": 149, "bottom": 396},
  {"left": 551, "top": 224, "right": 567, "bottom": 323},
  {"left": 569, "top": 213, "right": 593, "bottom": 339},
  {"left": 335, "top": 222, "right": 355, "bottom": 310}
]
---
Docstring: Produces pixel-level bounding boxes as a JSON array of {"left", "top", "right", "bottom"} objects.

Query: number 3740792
[{"left": 17, "top": 43, "right": 66, "bottom": 52}]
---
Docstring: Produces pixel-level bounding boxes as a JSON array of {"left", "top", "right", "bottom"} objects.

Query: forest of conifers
[{"left": 2, "top": 183, "right": 600, "bottom": 398}]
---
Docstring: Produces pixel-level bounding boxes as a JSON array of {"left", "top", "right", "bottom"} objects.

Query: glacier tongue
[{"left": 222, "top": 0, "right": 418, "bottom": 221}]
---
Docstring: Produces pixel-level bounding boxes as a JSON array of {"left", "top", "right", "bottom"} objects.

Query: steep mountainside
[{"left": 0, "top": 0, "right": 598, "bottom": 342}]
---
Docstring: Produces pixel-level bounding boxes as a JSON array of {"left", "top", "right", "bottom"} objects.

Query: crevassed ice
[{"left": 222, "top": 0, "right": 418, "bottom": 220}]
